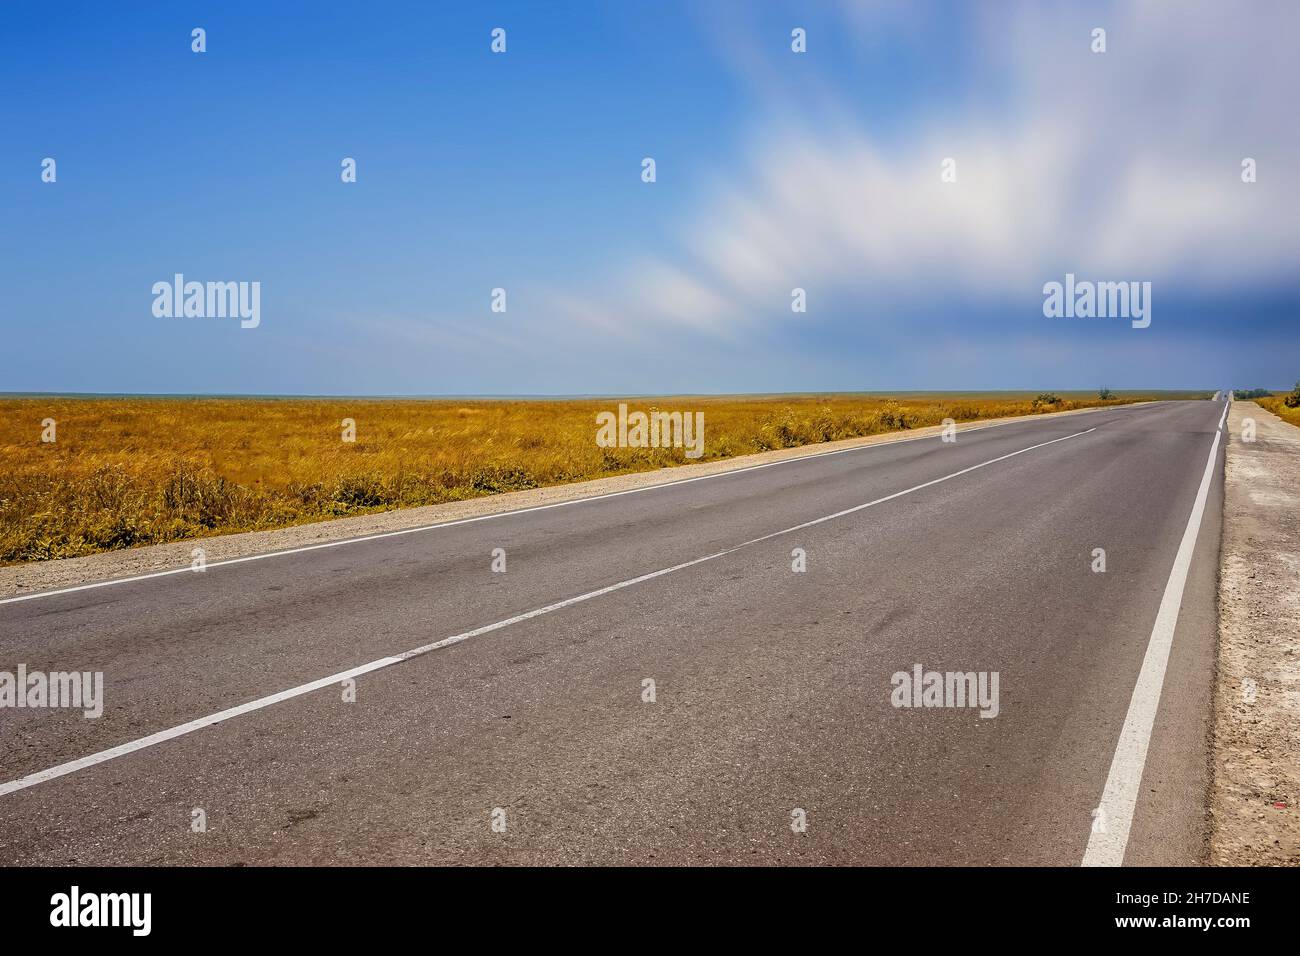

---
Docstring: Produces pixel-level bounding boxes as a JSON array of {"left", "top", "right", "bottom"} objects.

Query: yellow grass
[
  {"left": 0, "top": 392, "right": 1201, "bottom": 564},
  {"left": 1252, "top": 396, "right": 1300, "bottom": 428}
]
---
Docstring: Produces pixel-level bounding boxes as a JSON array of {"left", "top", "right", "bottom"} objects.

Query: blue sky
[{"left": 2, "top": 0, "right": 1296, "bottom": 395}]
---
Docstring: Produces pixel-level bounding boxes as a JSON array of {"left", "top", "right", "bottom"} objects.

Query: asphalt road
[{"left": 0, "top": 399, "right": 1226, "bottom": 865}]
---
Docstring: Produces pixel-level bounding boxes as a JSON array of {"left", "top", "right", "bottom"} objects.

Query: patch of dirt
[{"left": 1211, "top": 401, "right": 1300, "bottom": 865}]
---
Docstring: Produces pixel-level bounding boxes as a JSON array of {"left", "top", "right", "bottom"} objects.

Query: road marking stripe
[
  {"left": 0, "top": 425, "right": 1096, "bottom": 798},
  {"left": 0, "top": 659, "right": 401, "bottom": 798},
  {"left": 1081, "top": 403, "right": 1224, "bottom": 866},
  {"left": 0, "top": 406, "right": 1140, "bottom": 607}
]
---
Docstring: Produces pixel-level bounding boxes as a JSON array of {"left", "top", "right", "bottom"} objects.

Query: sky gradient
[{"left": 2, "top": 0, "right": 1296, "bottom": 395}]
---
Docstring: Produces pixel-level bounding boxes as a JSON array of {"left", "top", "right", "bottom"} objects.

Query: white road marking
[
  {"left": 0, "top": 405, "right": 1141, "bottom": 607},
  {"left": 0, "top": 658, "right": 400, "bottom": 798},
  {"left": 0, "top": 425, "right": 1096, "bottom": 798},
  {"left": 1081, "top": 401, "right": 1225, "bottom": 866}
]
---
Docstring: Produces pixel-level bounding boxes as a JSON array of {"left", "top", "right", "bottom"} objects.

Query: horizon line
[{"left": 0, "top": 388, "right": 1227, "bottom": 401}]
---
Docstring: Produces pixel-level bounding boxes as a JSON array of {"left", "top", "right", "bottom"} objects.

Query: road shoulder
[{"left": 1211, "top": 400, "right": 1300, "bottom": 865}]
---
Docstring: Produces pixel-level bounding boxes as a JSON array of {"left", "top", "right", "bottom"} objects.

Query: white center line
[
  {"left": 0, "top": 425, "right": 1096, "bottom": 799},
  {"left": 1081, "top": 401, "right": 1226, "bottom": 866}
]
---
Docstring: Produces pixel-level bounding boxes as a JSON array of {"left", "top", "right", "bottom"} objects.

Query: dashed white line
[
  {"left": 0, "top": 659, "right": 400, "bottom": 798},
  {"left": 0, "top": 424, "right": 1096, "bottom": 798}
]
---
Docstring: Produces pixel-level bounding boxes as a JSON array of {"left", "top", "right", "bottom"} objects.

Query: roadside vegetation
[
  {"left": 1236, "top": 383, "right": 1300, "bottom": 427},
  {"left": 0, "top": 391, "right": 1202, "bottom": 563}
]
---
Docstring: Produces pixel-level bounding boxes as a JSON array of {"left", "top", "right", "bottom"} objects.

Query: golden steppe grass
[
  {"left": 0, "top": 392, "right": 1200, "bottom": 563},
  {"left": 1251, "top": 396, "right": 1300, "bottom": 428}
]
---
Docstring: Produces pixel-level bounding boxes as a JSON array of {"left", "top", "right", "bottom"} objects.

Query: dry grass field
[
  {"left": 1251, "top": 395, "right": 1300, "bottom": 428},
  {"left": 0, "top": 392, "right": 1202, "bottom": 564}
]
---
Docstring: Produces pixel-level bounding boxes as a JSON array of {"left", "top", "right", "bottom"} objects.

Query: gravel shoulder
[
  {"left": 1211, "top": 400, "right": 1300, "bottom": 865},
  {"left": 0, "top": 402, "right": 1120, "bottom": 600}
]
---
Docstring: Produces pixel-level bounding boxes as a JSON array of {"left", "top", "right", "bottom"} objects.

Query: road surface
[{"left": 0, "top": 399, "right": 1226, "bottom": 865}]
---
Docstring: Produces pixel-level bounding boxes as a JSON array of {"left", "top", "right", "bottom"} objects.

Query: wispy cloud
[{"left": 555, "top": 0, "right": 1299, "bottom": 339}]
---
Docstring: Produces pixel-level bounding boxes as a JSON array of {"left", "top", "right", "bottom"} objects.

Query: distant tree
[
  {"left": 1285, "top": 381, "right": 1300, "bottom": 408},
  {"left": 1098, "top": 387, "right": 1113, "bottom": 400},
  {"left": 1033, "top": 392, "right": 1061, "bottom": 407},
  {"left": 1233, "top": 388, "right": 1273, "bottom": 399}
]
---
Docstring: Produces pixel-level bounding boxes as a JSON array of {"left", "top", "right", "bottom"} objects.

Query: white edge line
[
  {"left": 1080, "top": 404, "right": 1225, "bottom": 866},
  {"left": 0, "top": 404, "right": 1146, "bottom": 607},
  {"left": 0, "top": 425, "right": 1097, "bottom": 798}
]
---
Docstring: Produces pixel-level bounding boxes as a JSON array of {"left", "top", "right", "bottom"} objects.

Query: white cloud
[{"left": 569, "top": 0, "right": 1300, "bottom": 337}]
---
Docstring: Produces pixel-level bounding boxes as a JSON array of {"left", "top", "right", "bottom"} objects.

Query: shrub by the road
[{"left": 1252, "top": 382, "right": 1300, "bottom": 427}]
